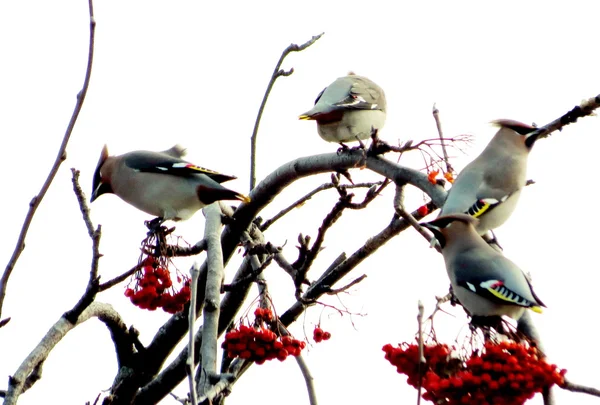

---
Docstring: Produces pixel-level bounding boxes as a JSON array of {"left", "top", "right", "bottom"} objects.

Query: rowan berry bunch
[
  {"left": 124, "top": 255, "right": 191, "bottom": 314},
  {"left": 222, "top": 307, "right": 306, "bottom": 365},
  {"left": 313, "top": 326, "right": 331, "bottom": 343},
  {"left": 383, "top": 340, "right": 566, "bottom": 405}
]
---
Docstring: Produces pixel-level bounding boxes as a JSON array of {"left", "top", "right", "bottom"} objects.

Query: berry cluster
[
  {"left": 313, "top": 326, "right": 331, "bottom": 343},
  {"left": 427, "top": 170, "right": 454, "bottom": 185},
  {"left": 125, "top": 256, "right": 191, "bottom": 314},
  {"left": 383, "top": 340, "right": 565, "bottom": 405},
  {"left": 222, "top": 308, "right": 306, "bottom": 364}
]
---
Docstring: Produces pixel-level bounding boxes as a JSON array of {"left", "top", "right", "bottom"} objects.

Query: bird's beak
[
  {"left": 420, "top": 222, "right": 445, "bottom": 249},
  {"left": 90, "top": 182, "right": 113, "bottom": 202}
]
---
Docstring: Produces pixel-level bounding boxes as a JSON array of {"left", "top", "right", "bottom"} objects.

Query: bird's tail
[{"left": 197, "top": 185, "right": 250, "bottom": 205}]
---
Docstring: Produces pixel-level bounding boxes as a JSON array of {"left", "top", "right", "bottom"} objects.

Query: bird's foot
[
  {"left": 484, "top": 231, "right": 503, "bottom": 252},
  {"left": 145, "top": 217, "right": 167, "bottom": 235},
  {"left": 336, "top": 142, "right": 351, "bottom": 155},
  {"left": 336, "top": 169, "right": 354, "bottom": 185},
  {"left": 366, "top": 128, "right": 392, "bottom": 156}
]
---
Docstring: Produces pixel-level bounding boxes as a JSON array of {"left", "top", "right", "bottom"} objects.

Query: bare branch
[
  {"left": 516, "top": 312, "right": 556, "bottom": 404},
  {"left": 65, "top": 169, "right": 102, "bottom": 323},
  {"left": 162, "top": 239, "right": 207, "bottom": 258},
  {"left": 296, "top": 193, "right": 352, "bottom": 292},
  {"left": 198, "top": 204, "right": 224, "bottom": 398},
  {"left": 561, "top": 379, "right": 600, "bottom": 397},
  {"left": 532, "top": 95, "right": 600, "bottom": 141},
  {"left": 432, "top": 104, "right": 453, "bottom": 173},
  {"left": 249, "top": 32, "right": 324, "bottom": 190},
  {"left": 187, "top": 262, "right": 201, "bottom": 405},
  {"left": 5, "top": 302, "right": 126, "bottom": 405},
  {"left": 260, "top": 181, "right": 381, "bottom": 231},
  {"left": 295, "top": 355, "right": 318, "bottom": 405},
  {"left": 324, "top": 274, "right": 367, "bottom": 295},
  {"left": 416, "top": 300, "right": 425, "bottom": 405},
  {"left": 393, "top": 186, "right": 440, "bottom": 251},
  {"left": 99, "top": 265, "right": 139, "bottom": 292},
  {"left": 0, "top": 0, "right": 96, "bottom": 322}
]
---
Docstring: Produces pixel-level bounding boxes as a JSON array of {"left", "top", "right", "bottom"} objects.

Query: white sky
[{"left": 1, "top": 1, "right": 599, "bottom": 404}]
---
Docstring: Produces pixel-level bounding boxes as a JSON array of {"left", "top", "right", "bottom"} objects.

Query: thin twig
[
  {"left": 260, "top": 181, "right": 381, "bottom": 231},
  {"left": 187, "top": 262, "right": 200, "bottom": 405},
  {"left": 98, "top": 265, "right": 138, "bottom": 292},
  {"left": 0, "top": 0, "right": 96, "bottom": 323},
  {"left": 65, "top": 169, "right": 102, "bottom": 323},
  {"left": 393, "top": 185, "right": 441, "bottom": 252},
  {"left": 561, "top": 379, "right": 600, "bottom": 397},
  {"left": 221, "top": 256, "right": 273, "bottom": 292},
  {"left": 416, "top": 300, "right": 425, "bottom": 405},
  {"left": 432, "top": 104, "right": 453, "bottom": 173},
  {"left": 324, "top": 274, "right": 367, "bottom": 295},
  {"left": 296, "top": 194, "right": 352, "bottom": 291},
  {"left": 249, "top": 33, "right": 324, "bottom": 191}
]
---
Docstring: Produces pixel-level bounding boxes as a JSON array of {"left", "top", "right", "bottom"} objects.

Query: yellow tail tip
[
  {"left": 530, "top": 306, "right": 543, "bottom": 314},
  {"left": 298, "top": 114, "right": 313, "bottom": 120},
  {"left": 239, "top": 194, "right": 251, "bottom": 204}
]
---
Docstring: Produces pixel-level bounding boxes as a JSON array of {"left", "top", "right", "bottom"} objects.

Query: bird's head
[
  {"left": 420, "top": 213, "right": 479, "bottom": 249},
  {"left": 490, "top": 119, "right": 540, "bottom": 150},
  {"left": 90, "top": 145, "right": 114, "bottom": 202}
]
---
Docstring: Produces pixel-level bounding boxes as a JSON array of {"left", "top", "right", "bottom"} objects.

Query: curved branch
[
  {"left": 250, "top": 33, "right": 324, "bottom": 190},
  {"left": 0, "top": 0, "right": 96, "bottom": 322},
  {"left": 4, "top": 302, "right": 127, "bottom": 405},
  {"left": 260, "top": 181, "right": 381, "bottom": 231}
]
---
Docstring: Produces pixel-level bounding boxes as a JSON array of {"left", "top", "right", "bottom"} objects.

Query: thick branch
[
  {"left": 5, "top": 302, "right": 127, "bottom": 405},
  {"left": 532, "top": 95, "right": 600, "bottom": 140},
  {"left": 0, "top": 0, "right": 96, "bottom": 322},
  {"left": 198, "top": 204, "right": 224, "bottom": 398}
]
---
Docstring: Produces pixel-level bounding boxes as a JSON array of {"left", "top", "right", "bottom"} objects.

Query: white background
[{"left": 1, "top": 1, "right": 599, "bottom": 404}]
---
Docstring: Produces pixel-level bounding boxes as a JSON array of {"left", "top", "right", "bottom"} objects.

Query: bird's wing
[
  {"left": 123, "top": 151, "right": 237, "bottom": 183},
  {"left": 443, "top": 168, "right": 519, "bottom": 218},
  {"left": 333, "top": 76, "right": 384, "bottom": 111},
  {"left": 453, "top": 254, "right": 543, "bottom": 311}
]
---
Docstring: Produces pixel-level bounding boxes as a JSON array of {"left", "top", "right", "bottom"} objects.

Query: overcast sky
[{"left": 1, "top": 1, "right": 599, "bottom": 404}]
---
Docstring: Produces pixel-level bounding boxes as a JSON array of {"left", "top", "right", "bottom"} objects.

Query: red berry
[{"left": 417, "top": 205, "right": 429, "bottom": 216}]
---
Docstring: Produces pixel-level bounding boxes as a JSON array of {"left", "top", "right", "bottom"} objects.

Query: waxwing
[
  {"left": 421, "top": 214, "right": 545, "bottom": 321},
  {"left": 440, "top": 120, "right": 540, "bottom": 235},
  {"left": 90, "top": 145, "right": 250, "bottom": 221},
  {"left": 299, "top": 73, "right": 386, "bottom": 145}
]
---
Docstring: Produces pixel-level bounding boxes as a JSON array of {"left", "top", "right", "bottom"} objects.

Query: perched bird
[
  {"left": 440, "top": 120, "right": 540, "bottom": 235},
  {"left": 299, "top": 73, "right": 386, "bottom": 145},
  {"left": 421, "top": 213, "right": 545, "bottom": 321},
  {"left": 90, "top": 145, "right": 250, "bottom": 221}
]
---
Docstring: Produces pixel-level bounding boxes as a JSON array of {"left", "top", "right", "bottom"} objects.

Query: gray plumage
[
  {"left": 90, "top": 145, "right": 250, "bottom": 221},
  {"left": 422, "top": 214, "right": 545, "bottom": 320},
  {"left": 299, "top": 74, "right": 386, "bottom": 144},
  {"left": 440, "top": 119, "right": 540, "bottom": 235}
]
